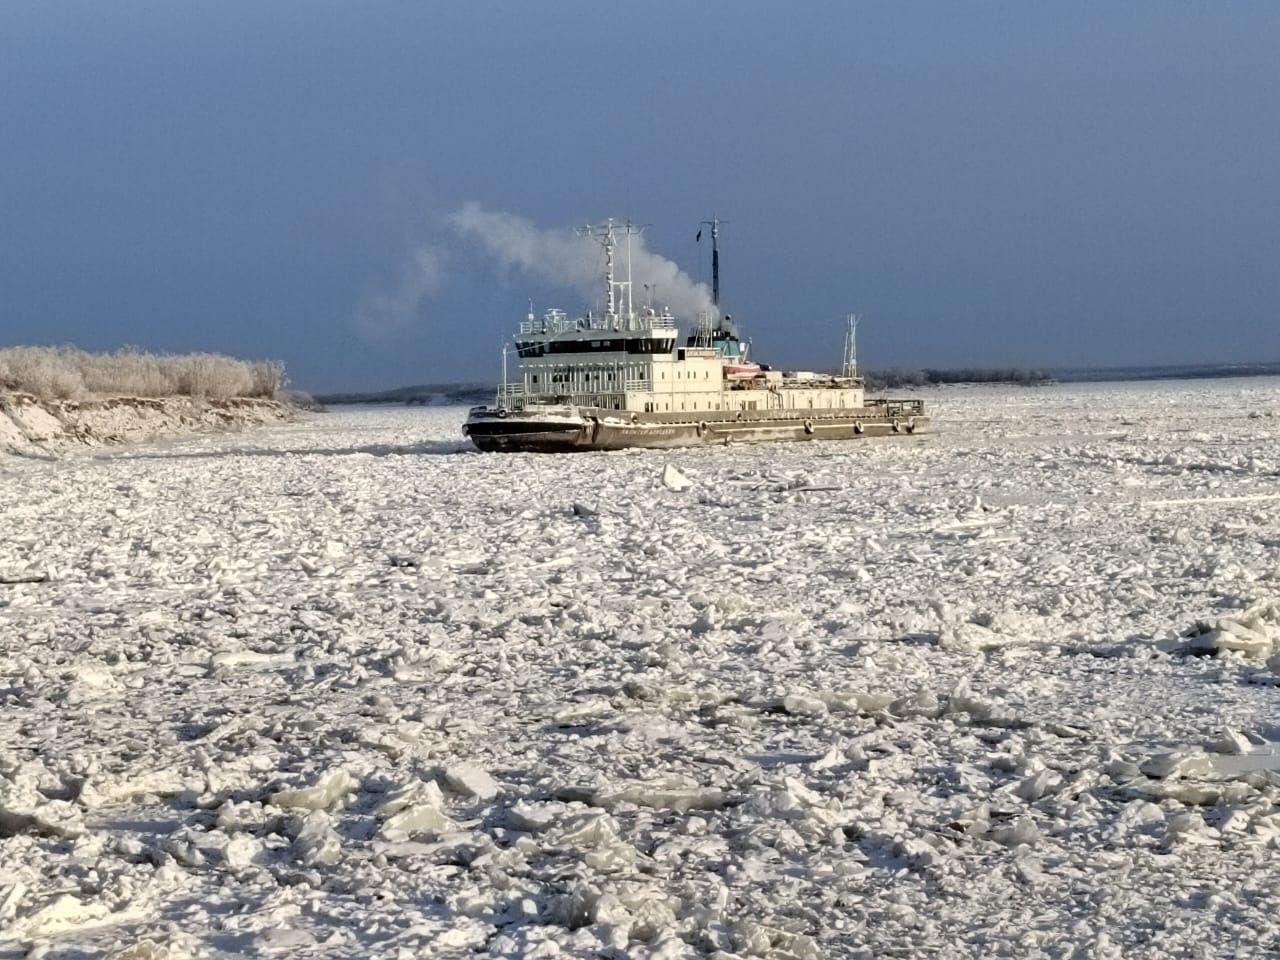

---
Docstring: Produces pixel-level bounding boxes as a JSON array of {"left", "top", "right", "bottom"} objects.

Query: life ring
[
  {"left": 803, "top": 420, "right": 815, "bottom": 435},
  {"left": 497, "top": 408, "right": 509, "bottom": 419}
]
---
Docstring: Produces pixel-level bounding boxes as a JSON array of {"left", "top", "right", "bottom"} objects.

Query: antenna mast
[
  {"left": 699, "top": 216, "right": 728, "bottom": 311},
  {"left": 842, "top": 313, "right": 859, "bottom": 379},
  {"left": 693, "top": 310, "right": 713, "bottom": 348},
  {"left": 578, "top": 219, "right": 645, "bottom": 329}
]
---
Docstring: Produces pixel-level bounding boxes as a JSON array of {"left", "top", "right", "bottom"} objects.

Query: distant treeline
[
  {"left": 863, "top": 367, "right": 1051, "bottom": 389},
  {"left": 315, "top": 383, "right": 493, "bottom": 406},
  {"left": 1051, "top": 361, "right": 1280, "bottom": 383},
  {"left": 319, "top": 371, "right": 1052, "bottom": 406},
  {"left": 315, "top": 360, "right": 1280, "bottom": 407}
]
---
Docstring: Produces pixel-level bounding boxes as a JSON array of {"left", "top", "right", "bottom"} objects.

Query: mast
[
  {"left": 604, "top": 222, "right": 615, "bottom": 320},
  {"left": 624, "top": 218, "right": 635, "bottom": 321},
  {"left": 842, "top": 314, "right": 859, "bottom": 379},
  {"left": 693, "top": 310, "right": 712, "bottom": 348},
  {"left": 578, "top": 219, "right": 645, "bottom": 329},
  {"left": 699, "top": 216, "right": 728, "bottom": 311},
  {"left": 499, "top": 343, "right": 509, "bottom": 406},
  {"left": 577, "top": 219, "right": 616, "bottom": 321},
  {"left": 711, "top": 222, "right": 718, "bottom": 308}
]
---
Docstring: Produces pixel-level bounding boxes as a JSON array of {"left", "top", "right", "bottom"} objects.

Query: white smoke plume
[
  {"left": 449, "top": 203, "right": 715, "bottom": 320},
  {"left": 355, "top": 245, "right": 445, "bottom": 340},
  {"left": 354, "top": 205, "right": 715, "bottom": 340}
]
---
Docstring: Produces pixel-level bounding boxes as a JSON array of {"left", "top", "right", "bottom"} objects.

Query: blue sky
[{"left": 2, "top": 1, "right": 1277, "bottom": 390}]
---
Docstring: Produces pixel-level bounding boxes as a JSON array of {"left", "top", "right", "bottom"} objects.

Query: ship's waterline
[{"left": 465, "top": 403, "right": 928, "bottom": 452}]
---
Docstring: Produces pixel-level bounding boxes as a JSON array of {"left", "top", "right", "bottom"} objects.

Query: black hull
[{"left": 463, "top": 407, "right": 929, "bottom": 453}]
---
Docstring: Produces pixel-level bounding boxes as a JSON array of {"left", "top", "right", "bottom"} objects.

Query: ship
[{"left": 463, "top": 218, "right": 927, "bottom": 453}]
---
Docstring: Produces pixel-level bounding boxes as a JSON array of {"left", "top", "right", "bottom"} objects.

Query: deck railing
[
  {"left": 491, "top": 383, "right": 925, "bottom": 418},
  {"left": 870, "top": 398, "right": 927, "bottom": 417},
  {"left": 497, "top": 380, "right": 651, "bottom": 407},
  {"left": 495, "top": 385, "right": 635, "bottom": 412}
]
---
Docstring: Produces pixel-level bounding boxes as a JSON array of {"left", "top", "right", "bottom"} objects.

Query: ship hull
[{"left": 463, "top": 406, "right": 929, "bottom": 453}]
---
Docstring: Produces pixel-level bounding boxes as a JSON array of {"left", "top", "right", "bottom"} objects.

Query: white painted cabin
[{"left": 502, "top": 308, "right": 865, "bottom": 417}]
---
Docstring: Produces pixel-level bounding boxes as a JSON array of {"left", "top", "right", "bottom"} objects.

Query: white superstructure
[{"left": 497, "top": 219, "right": 865, "bottom": 416}]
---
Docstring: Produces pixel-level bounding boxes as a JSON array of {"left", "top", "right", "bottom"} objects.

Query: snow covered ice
[{"left": 2, "top": 378, "right": 1280, "bottom": 958}]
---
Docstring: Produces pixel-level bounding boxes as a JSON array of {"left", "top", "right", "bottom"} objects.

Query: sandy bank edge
[{"left": 0, "top": 393, "right": 294, "bottom": 457}]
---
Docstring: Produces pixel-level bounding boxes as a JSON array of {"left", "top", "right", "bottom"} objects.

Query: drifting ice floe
[
  {"left": 377, "top": 780, "right": 457, "bottom": 841},
  {"left": 269, "top": 768, "right": 358, "bottom": 811}
]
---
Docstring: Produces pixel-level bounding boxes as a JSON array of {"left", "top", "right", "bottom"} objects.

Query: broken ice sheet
[{"left": 5, "top": 386, "right": 1280, "bottom": 957}]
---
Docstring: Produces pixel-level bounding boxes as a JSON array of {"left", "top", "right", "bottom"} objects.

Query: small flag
[{"left": 695, "top": 229, "right": 702, "bottom": 242}]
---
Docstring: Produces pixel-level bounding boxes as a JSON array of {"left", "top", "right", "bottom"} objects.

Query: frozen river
[{"left": 2, "top": 379, "right": 1280, "bottom": 958}]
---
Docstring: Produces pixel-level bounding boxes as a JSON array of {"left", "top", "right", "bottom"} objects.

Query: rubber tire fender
[
  {"left": 854, "top": 421, "right": 864, "bottom": 435},
  {"left": 697, "top": 420, "right": 709, "bottom": 438},
  {"left": 803, "top": 420, "right": 815, "bottom": 435}
]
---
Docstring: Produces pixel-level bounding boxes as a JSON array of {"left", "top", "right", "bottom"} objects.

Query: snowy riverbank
[
  {"left": 0, "top": 393, "right": 293, "bottom": 458},
  {"left": 1, "top": 378, "right": 1279, "bottom": 957}
]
